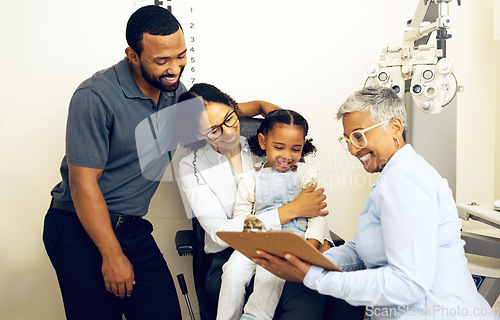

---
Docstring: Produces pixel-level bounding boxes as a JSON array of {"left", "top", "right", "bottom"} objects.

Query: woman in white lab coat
[
  {"left": 176, "top": 83, "right": 365, "bottom": 320},
  {"left": 254, "top": 86, "right": 498, "bottom": 320}
]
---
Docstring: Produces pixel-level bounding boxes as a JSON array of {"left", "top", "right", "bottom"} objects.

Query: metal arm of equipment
[
  {"left": 405, "top": 0, "right": 453, "bottom": 44},
  {"left": 365, "top": 0, "right": 461, "bottom": 114}
]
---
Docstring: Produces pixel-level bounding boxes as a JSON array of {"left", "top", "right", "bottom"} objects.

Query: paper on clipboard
[{"left": 216, "top": 231, "right": 342, "bottom": 281}]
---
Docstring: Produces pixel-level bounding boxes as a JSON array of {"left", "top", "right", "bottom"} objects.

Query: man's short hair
[{"left": 126, "top": 5, "right": 182, "bottom": 56}]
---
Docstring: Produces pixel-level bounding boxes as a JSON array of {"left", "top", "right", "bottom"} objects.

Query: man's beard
[{"left": 140, "top": 63, "right": 184, "bottom": 92}]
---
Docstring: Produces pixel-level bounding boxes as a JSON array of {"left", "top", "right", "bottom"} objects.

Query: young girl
[{"left": 217, "top": 109, "right": 330, "bottom": 320}]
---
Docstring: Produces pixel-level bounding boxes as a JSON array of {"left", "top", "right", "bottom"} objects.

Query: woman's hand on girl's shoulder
[{"left": 237, "top": 101, "right": 281, "bottom": 118}]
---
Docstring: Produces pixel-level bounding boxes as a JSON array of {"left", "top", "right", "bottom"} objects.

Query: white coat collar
[{"left": 203, "top": 136, "right": 251, "bottom": 165}]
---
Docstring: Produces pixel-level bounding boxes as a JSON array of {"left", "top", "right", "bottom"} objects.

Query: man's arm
[
  {"left": 68, "top": 164, "right": 135, "bottom": 298},
  {"left": 237, "top": 100, "right": 281, "bottom": 118}
]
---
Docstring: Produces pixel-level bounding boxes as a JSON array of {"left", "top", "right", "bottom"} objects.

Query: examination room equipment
[
  {"left": 365, "top": 0, "right": 500, "bottom": 307},
  {"left": 365, "top": 0, "right": 460, "bottom": 114}
]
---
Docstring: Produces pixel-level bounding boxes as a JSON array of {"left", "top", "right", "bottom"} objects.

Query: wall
[
  {"left": 450, "top": 1, "right": 497, "bottom": 204},
  {"left": 496, "top": 40, "right": 500, "bottom": 201},
  {"left": 496, "top": 0, "right": 500, "bottom": 201},
  {"left": 0, "top": 1, "right": 498, "bottom": 319}
]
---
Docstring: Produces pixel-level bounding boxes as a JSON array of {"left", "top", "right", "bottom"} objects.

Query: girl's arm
[
  {"left": 306, "top": 238, "right": 322, "bottom": 250},
  {"left": 232, "top": 172, "right": 256, "bottom": 219},
  {"left": 178, "top": 154, "right": 282, "bottom": 248},
  {"left": 299, "top": 164, "right": 327, "bottom": 245},
  {"left": 178, "top": 155, "right": 246, "bottom": 248}
]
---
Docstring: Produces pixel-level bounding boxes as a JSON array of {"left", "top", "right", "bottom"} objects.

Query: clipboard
[{"left": 216, "top": 231, "right": 342, "bottom": 281}]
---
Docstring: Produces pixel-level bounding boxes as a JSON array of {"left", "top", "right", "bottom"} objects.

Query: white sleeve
[
  {"left": 299, "top": 164, "right": 326, "bottom": 242},
  {"left": 234, "top": 170, "right": 281, "bottom": 230},
  {"left": 305, "top": 216, "right": 326, "bottom": 243},
  {"left": 178, "top": 156, "right": 244, "bottom": 248},
  {"left": 233, "top": 171, "right": 256, "bottom": 219},
  {"left": 178, "top": 155, "right": 281, "bottom": 248}
]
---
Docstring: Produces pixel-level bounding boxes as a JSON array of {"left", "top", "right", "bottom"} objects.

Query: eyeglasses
[
  {"left": 338, "top": 120, "right": 390, "bottom": 152},
  {"left": 201, "top": 109, "right": 239, "bottom": 141}
]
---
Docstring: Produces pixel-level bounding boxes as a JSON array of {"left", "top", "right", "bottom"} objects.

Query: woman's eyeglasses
[
  {"left": 201, "top": 109, "right": 239, "bottom": 141},
  {"left": 338, "top": 120, "right": 390, "bottom": 152}
]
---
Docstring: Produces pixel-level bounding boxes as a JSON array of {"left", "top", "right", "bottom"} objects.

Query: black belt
[{"left": 50, "top": 198, "right": 142, "bottom": 229}]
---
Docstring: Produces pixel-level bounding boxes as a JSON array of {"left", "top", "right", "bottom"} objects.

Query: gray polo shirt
[{"left": 51, "top": 57, "right": 187, "bottom": 216}]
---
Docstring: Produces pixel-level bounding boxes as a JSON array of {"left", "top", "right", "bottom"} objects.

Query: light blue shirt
[{"left": 304, "top": 145, "right": 496, "bottom": 319}]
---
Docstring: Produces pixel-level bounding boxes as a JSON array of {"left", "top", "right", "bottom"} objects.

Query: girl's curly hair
[{"left": 247, "top": 109, "right": 316, "bottom": 157}]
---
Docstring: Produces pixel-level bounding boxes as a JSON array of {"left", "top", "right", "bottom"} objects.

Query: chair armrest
[
  {"left": 175, "top": 230, "right": 194, "bottom": 256},
  {"left": 330, "top": 230, "right": 345, "bottom": 247}
]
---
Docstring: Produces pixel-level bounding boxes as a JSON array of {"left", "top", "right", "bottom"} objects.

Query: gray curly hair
[{"left": 336, "top": 86, "right": 407, "bottom": 141}]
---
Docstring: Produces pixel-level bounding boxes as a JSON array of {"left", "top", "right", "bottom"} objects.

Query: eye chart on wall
[{"left": 132, "top": 0, "right": 198, "bottom": 89}]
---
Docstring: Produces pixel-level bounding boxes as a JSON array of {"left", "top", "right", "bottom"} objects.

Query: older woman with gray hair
[{"left": 254, "top": 86, "right": 498, "bottom": 319}]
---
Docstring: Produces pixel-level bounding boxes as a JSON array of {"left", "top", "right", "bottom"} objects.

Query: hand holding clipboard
[{"left": 216, "top": 216, "right": 342, "bottom": 281}]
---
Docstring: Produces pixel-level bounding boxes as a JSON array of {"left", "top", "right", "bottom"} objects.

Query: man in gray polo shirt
[
  {"left": 42, "top": 4, "right": 356, "bottom": 320},
  {"left": 43, "top": 6, "right": 187, "bottom": 320},
  {"left": 42, "top": 5, "right": 284, "bottom": 319}
]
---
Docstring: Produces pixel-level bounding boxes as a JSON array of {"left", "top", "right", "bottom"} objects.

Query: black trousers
[
  {"left": 43, "top": 207, "right": 182, "bottom": 320},
  {"left": 205, "top": 249, "right": 365, "bottom": 320}
]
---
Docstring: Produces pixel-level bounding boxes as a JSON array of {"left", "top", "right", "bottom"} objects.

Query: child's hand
[
  {"left": 289, "top": 182, "right": 328, "bottom": 218},
  {"left": 318, "top": 240, "right": 330, "bottom": 253},
  {"left": 307, "top": 238, "right": 321, "bottom": 250}
]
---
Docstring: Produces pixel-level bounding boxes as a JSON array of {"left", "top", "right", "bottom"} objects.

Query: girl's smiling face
[
  {"left": 258, "top": 124, "right": 305, "bottom": 172},
  {"left": 342, "top": 111, "right": 401, "bottom": 173}
]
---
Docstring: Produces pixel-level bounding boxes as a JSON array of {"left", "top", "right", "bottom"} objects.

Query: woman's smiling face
[
  {"left": 341, "top": 111, "right": 398, "bottom": 173},
  {"left": 198, "top": 102, "right": 240, "bottom": 153}
]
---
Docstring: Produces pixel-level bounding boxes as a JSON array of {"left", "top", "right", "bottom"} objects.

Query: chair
[
  {"left": 176, "top": 218, "right": 216, "bottom": 319},
  {"left": 175, "top": 116, "right": 345, "bottom": 320}
]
